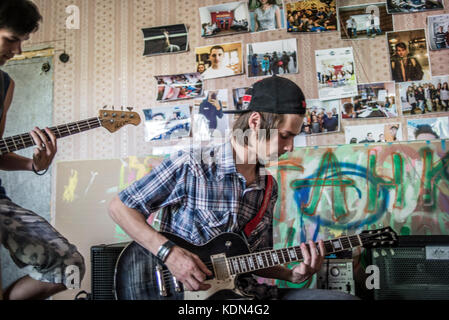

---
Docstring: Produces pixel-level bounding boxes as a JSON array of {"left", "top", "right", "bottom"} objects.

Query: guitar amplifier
[
  {"left": 317, "top": 259, "right": 355, "bottom": 296},
  {"left": 372, "top": 236, "right": 449, "bottom": 300},
  {"left": 91, "top": 242, "right": 129, "bottom": 300}
]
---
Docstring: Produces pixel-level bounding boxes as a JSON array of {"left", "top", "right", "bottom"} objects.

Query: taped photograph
[
  {"left": 387, "top": 29, "right": 430, "bottom": 83},
  {"left": 248, "top": 0, "right": 286, "bottom": 32},
  {"left": 345, "top": 123, "right": 403, "bottom": 144},
  {"left": 407, "top": 116, "right": 449, "bottom": 141},
  {"left": 246, "top": 38, "right": 298, "bottom": 77},
  {"left": 338, "top": 2, "right": 393, "bottom": 40},
  {"left": 427, "top": 14, "right": 449, "bottom": 50},
  {"left": 195, "top": 42, "right": 244, "bottom": 80},
  {"left": 156, "top": 73, "right": 203, "bottom": 102},
  {"left": 232, "top": 87, "right": 251, "bottom": 110},
  {"left": 386, "top": 0, "right": 444, "bottom": 14},
  {"left": 341, "top": 82, "right": 397, "bottom": 119},
  {"left": 315, "top": 47, "right": 358, "bottom": 100},
  {"left": 193, "top": 90, "right": 230, "bottom": 140},
  {"left": 143, "top": 105, "right": 191, "bottom": 141},
  {"left": 300, "top": 99, "right": 341, "bottom": 135},
  {"left": 286, "top": 0, "right": 337, "bottom": 33},
  {"left": 142, "top": 24, "right": 188, "bottom": 56},
  {"left": 398, "top": 75, "right": 449, "bottom": 115},
  {"left": 199, "top": 2, "right": 250, "bottom": 38}
]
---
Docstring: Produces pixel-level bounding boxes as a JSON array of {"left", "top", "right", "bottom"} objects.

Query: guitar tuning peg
[
  {"left": 373, "top": 250, "right": 379, "bottom": 258},
  {"left": 112, "top": 106, "right": 115, "bottom": 110},
  {"left": 103, "top": 105, "right": 107, "bottom": 109},
  {"left": 127, "top": 107, "right": 133, "bottom": 112},
  {"left": 121, "top": 106, "right": 124, "bottom": 111},
  {"left": 381, "top": 249, "right": 387, "bottom": 257},
  {"left": 390, "top": 248, "right": 395, "bottom": 256}
]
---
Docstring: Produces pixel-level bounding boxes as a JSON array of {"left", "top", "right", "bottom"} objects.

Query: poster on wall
[
  {"left": 192, "top": 90, "right": 230, "bottom": 140},
  {"left": 315, "top": 47, "right": 358, "bottom": 100},
  {"left": 386, "top": 0, "right": 444, "bottom": 14},
  {"left": 143, "top": 105, "right": 191, "bottom": 141},
  {"left": 407, "top": 116, "right": 449, "bottom": 141},
  {"left": 232, "top": 87, "right": 251, "bottom": 110},
  {"left": 345, "top": 122, "right": 402, "bottom": 144},
  {"left": 142, "top": 24, "right": 189, "bottom": 56},
  {"left": 301, "top": 99, "right": 340, "bottom": 135},
  {"left": 199, "top": 2, "right": 250, "bottom": 38},
  {"left": 341, "top": 82, "right": 397, "bottom": 119},
  {"left": 247, "top": 0, "right": 285, "bottom": 33},
  {"left": 195, "top": 42, "right": 244, "bottom": 80},
  {"left": 246, "top": 38, "right": 298, "bottom": 77},
  {"left": 427, "top": 14, "right": 449, "bottom": 51},
  {"left": 387, "top": 29, "right": 431, "bottom": 83},
  {"left": 286, "top": 0, "right": 337, "bottom": 33},
  {"left": 155, "top": 73, "right": 203, "bottom": 102},
  {"left": 338, "top": 2, "right": 393, "bottom": 40},
  {"left": 397, "top": 75, "right": 449, "bottom": 115}
]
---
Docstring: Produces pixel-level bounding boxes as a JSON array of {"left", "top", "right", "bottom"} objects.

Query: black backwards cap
[{"left": 224, "top": 75, "right": 306, "bottom": 115}]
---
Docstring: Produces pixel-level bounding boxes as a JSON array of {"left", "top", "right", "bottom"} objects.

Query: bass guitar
[
  {"left": 0, "top": 106, "right": 140, "bottom": 155},
  {"left": 114, "top": 227, "right": 398, "bottom": 300}
]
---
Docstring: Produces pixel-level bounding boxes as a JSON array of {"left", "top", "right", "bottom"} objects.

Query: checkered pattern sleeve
[{"left": 118, "top": 152, "right": 189, "bottom": 218}]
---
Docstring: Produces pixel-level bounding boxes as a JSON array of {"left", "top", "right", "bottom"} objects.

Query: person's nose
[{"left": 12, "top": 42, "right": 22, "bottom": 55}]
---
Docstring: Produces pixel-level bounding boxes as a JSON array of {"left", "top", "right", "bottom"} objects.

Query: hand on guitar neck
[{"left": 29, "top": 127, "right": 57, "bottom": 172}]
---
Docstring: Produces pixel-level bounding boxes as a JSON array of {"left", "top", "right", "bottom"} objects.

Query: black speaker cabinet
[
  {"left": 91, "top": 242, "right": 129, "bottom": 300},
  {"left": 372, "top": 236, "right": 449, "bottom": 300}
]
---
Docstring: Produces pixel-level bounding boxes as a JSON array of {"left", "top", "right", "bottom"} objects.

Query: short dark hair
[
  {"left": 414, "top": 124, "right": 439, "bottom": 139},
  {"left": 209, "top": 45, "right": 224, "bottom": 54},
  {"left": 396, "top": 42, "right": 407, "bottom": 51},
  {"left": 0, "top": 0, "right": 42, "bottom": 35}
]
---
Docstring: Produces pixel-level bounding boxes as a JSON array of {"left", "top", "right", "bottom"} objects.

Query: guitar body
[{"left": 114, "top": 232, "right": 251, "bottom": 300}]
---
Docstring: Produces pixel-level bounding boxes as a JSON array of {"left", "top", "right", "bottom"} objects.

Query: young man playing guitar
[
  {"left": 109, "top": 75, "right": 357, "bottom": 300},
  {"left": 0, "top": 0, "right": 84, "bottom": 299}
]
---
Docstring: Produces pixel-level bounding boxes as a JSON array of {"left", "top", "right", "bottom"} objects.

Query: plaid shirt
[{"left": 119, "top": 142, "right": 278, "bottom": 252}]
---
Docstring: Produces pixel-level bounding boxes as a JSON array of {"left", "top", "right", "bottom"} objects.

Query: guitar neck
[
  {"left": 0, "top": 117, "right": 101, "bottom": 154},
  {"left": 226, "top": 234, "right": 363, "bottom": 276}
]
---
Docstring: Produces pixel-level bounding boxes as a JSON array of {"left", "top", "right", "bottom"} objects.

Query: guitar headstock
[
  {"left": 99, "top": 106, "right": 141, "bottom": 133},
  {"left": 360, "top": 226, "right": 398, "bottom": 248}
]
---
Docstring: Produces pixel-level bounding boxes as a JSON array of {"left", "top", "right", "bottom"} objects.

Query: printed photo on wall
[
  {"left": 397, "top": 75, "right": 449, "bottom": 115},
  {"left": 407, "top": 116, "right": 449, "bottom": 141},
  {"left": 192, "top": 90, "right": 230, "bottom": 140},
  {"left": 386, "top": 0, "right": 444, "bottom": 14},
  {"left": 300, "top": 99, "right": 341, "bottom": 135},
  {"left": 387, "top": 29, "right": 431, "bottom": 83},
  {"left": 427, "top": 14, "right": 449, "bottom": 51},
  {"left": 315, "top": 47, "right": 358, "bottom": 100},
  {"left": 338, "top": 2, "right": 393, "bottom": 40},
  {"left": 143, "top": 105, "right": 191, "bottom": 141},
  {"left": 195, "top": 42, "right": 244, "bottom": 80},
  {"left": 248, "top": 0, "right": 285, "bottom": 33},
  {"left": 344, "top": 123, "right": 403, "bottom": 144},
  {"left": 232, "top": 87, "right": 251, "bottom": 110},
  {"left": 156, "top": 73, "right": 203, "bottom": 102},
  {"left": 142, "top": 24, "right": 188, "bottom": 56},
  {"left": 340, "top": 82, "right": 397, "bottom": 119},
  {"left": 246, "top": 38, "right": 298, "bottom": 77},
  {"left": 286, "top": 0, "right": 337, "bottom": 33},
  {"left": 199, "top": 2, "right": 250, "bottom": 38}
]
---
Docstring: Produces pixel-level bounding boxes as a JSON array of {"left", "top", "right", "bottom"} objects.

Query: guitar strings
[{"left": 0, "top": 118, "right": 101, "bottom": 151}]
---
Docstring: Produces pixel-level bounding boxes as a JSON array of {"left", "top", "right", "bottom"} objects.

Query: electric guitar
[
  {"left": 113, "top": 226, "right": 398, "bottom": 300},
  {"left": 0, "top": 107, "right": 141, "bottom": 155}
]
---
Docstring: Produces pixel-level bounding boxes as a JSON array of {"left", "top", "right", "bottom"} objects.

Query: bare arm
[{"left": 108, "top": 195, "right": 212, "bottom": 291}]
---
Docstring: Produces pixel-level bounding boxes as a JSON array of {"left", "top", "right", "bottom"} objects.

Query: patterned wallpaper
[{"left": 24, "top": 0, "right": 449, "bottom": 160}]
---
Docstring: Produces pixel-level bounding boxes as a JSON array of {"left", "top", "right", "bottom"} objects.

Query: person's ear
[{"left": 248, "top": 112, "right": 261, "bottom": 131}]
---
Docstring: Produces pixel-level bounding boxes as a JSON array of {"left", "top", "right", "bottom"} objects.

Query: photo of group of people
[
  {"left": 427, "top": 14, "right": 449, "bottom": 50},
  {"left": 315, "top": 47, "right": 357, "bottom": 100},
  {"left": 345, "top": 123, "right": 402, "bottom": 144},
  {"left": 199, "top": 2, "right": 250, "bottom": 38},
  {"left": 142, "top": 24, "right": 188, "bottom": 56},
  {"left": 341, "top": 82, "right": 397, "bottom": 119},
  {"left": 398, "top": 76, "right": 449, "bottom": 115},
  {"left": 247, "top": 38, "right": 298, "bottom": 77},
  {"left": 143, "top": 105, "right": 191, "bottom": 141},
  {"left": 300, "top": 99, "right": 341, "bottom": 135},
  {"left": 338, "top": 3, "right": 393, "bottom": 40},
  {"left": 156, "top": 73, "right": 203, "bottom": 102},
  {"left": 286, "top": 0, "right": 337, "bottom": 33},
  {"left": 386, "top": 0, "right": 444, "bottom": 14},
  {"left": 407, "top": 116, "right": 449, "bottom": 140}
]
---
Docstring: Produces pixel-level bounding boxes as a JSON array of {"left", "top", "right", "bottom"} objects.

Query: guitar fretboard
[
  {"left": 226, "top": 234, "right": 362, "bottom": 275},
  {"left": 0, "top": 117, "right": 101, "bottom": 155}
]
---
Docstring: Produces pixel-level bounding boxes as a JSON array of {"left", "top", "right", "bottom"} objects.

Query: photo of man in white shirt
[{"left": 201, "top": 46, "right": 236, "bottom": 80}]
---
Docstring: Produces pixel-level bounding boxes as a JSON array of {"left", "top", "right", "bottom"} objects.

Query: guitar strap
[{"left": 243, "top": 174, "right": 274, "bottom": 238}]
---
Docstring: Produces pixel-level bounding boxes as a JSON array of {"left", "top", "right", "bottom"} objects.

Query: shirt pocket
[{"left": 194, "top": 208, "right": 231, "bottom": 229}]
